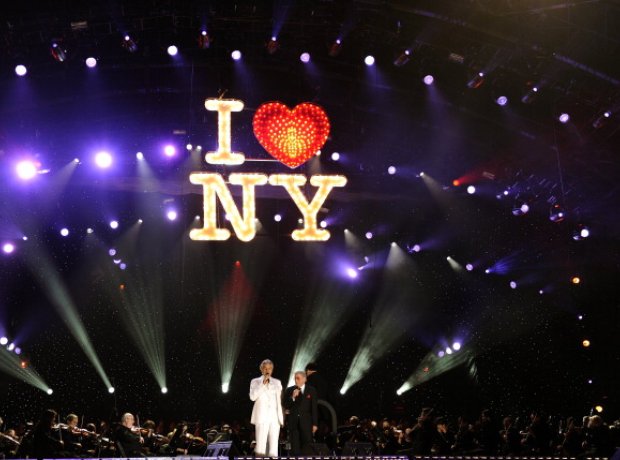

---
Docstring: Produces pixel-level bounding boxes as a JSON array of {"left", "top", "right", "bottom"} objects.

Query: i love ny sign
[{"left": 190, "top": 98, "right": 347, "bottom": 242}]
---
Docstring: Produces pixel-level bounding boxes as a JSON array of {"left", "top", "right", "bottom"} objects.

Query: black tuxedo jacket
[{"left": 283, "top": 384, "right": 318, "bottom": 428}]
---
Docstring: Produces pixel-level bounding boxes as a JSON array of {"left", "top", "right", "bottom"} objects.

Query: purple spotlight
[
  {"left": 108, "top": 249, "right": 117, "bottom": 256},
  {"left": 110, "top": 220, "right": 119, "bottom": 229},
  {"left": 437, "top": 350, "right": 445, "bottom": 358},
  {"left": 15, "top": 347, "right": 21, "bottom": 355},
  {"left": 346, "top": 267, "right": 358, "bottom": 279},
  {"left": 300, "top": 52, "right": 311, "bottom": 63},
  {"left": 331, "top": 152, "right": 340, "bottom": 161},
  {"left": 412, "top": 244, "right": 421, "bottom": 253},
  {"left": 559, "top": 113, "right": 570, "bottom": 123},
  {"left": 85, "top": 57, "right": 97, "bottom": 68},
  {"left": 136, "top": 152, "right": 144, "bottom": 160},
  {"left": 164, "top": 145, "right": 176, "bottom": 157},
  {"left": 465, "top": 263, "right": 474, "bottom": 271},
  {"left": 7, "top": 343, "right": 15, "bottom": 351},
  {"left": 231, "top": 50, "right": 242, "bottom": 60},
  {"left": 509, "top": 281, "right": 517, "bottom": 289},
  {"left": 94, "top": 151, "right": 112, "bottom": 168},
  {"left": 16, "top": 160, "right": 38, "bottom": 180},
  {"left": 166, "top": 210, "right": 178, "bottom": 221},
  {"left": 364, "top": 55, "right": 375, "bottom": 66},
  {"left": 485, "top": 268, "right": 491, "bottom": 274},
  {"left": 167, "top": 45, "right": 178, "bottom": 56},
  {"left": 452, "top": 342, "right": 461, "bottom": 351},
  {"left": 120, "top": 263, "right": 127, "bottom": 270},
  {"left": 320, "top": 220, "right": 327, "bottom": 228},
  {"left": 15, "top": 65, "right": 28, "bottom": 76},
  {"left": 387, "top": 166, "right": 396, "bottom": 175},
  {"left": 467, "top": 185, "right": 476, "bottom": 194},
  {"left": 496, "top": 96, "right": 508, "bottom": 106},
  {"left": 445, "top": 347, "right": 453, "bottom": 355},
  {"left": 274, "top": 214, "right": 282, "bottom": 222},
  {"left": 365, "top": 231, "right": 373, "bottom": 240},
  {"left": 423, "top": 75, "right": 434, "bottom": 86},
  {"left": 60, "top": 228, "right": 69, "bottom": 237},
  {"left": 2, "top": 243, "right": 15, "bottom": 254},
  {"left": 0, "top": 337, "right": 7, "bottom": 346}
]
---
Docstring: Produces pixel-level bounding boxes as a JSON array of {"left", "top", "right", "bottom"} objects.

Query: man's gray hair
[{"left": 259, "top": 359, "right": 274, "bottom": 370}]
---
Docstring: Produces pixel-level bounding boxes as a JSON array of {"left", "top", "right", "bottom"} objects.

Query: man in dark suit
[{"left": 283, "top": 371, "right": 318, "bottom": 455}]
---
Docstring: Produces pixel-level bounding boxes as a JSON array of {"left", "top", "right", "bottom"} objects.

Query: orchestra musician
[
  {"left": 31, "top": 409, "right": 65, "bottom": 459},
  {"left": 0, "top": 428, "right": 21, "bottom": 457},
  {"left": 115, "top": 413, "right": 144, "bottom": 457}
]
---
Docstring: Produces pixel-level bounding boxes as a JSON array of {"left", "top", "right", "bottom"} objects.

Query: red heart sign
[{"left": 253, "top": 102, "right": 330, "bottom": 168}]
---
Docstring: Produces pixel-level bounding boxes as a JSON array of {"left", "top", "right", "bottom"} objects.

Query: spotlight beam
[
  {"left": 288, "top": 267, "right": 358, "bottom": 385},
  {"left": 23, "top": 245, "right": 112, "bottom": 390},
  {"left": 340, "top": 244, "right": 423, "bottom": 394},
  {"left": 0, "top": 347, "right": 51, "bottom": 393},
  {"left": 397, "top": 347, "right": 475, "bottom": 395}
]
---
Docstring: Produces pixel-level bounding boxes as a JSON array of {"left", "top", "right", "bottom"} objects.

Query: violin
[{"left": 0, "top": 432, "right": 20, "bottom": 446}]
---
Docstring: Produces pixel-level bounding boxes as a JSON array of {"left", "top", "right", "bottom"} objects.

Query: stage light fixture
[
  {"left": 509, "top": 281, "right": 517, "bottom": 289},
  {"left": 467, "top": 185, "right": 476, "bottom": 194},
  {"left": 186, "top": 143, "right": 193, "bottom": 151},
  {"left": 164, "top": 145, "right": 176, "bottom": 157},
  {"left": 85, "top": 57, "right": 97, "bottom": 68},
  {"left": 0, "top": 337, "right": 7, "bottom": 345},
  {"left": 94, "top": 151, "right": 112, "bottom": 168},
  {"left": 365, "top": 232, "right": 373, "bottom": 240},
  {"left": 582, "top": 339, "right": 591, "bottom": 348},
  {"left": 300, "top": 52, "right": 311, "bottom": 63},
  {"left": 521, "top": 86, "right": 539, "bottom": 104},
  {"left": 467, "top": 72, "right": 485, "bottom": 89},
  {"left": 549, "top": 204, "right": 565, "bottom": 222},
  {"left": 465, "top": 263, "right": 473, "bottom": 271},
  {"left": 161, "top": 387, "right": 169, "bottom": 394},
  {"left": 60, "top": 228, "right": 69, "bottom": 237},
  {"left": 445, "top": 347, "right": 453, "bottom": 355},
  {"left": 2, "top": 242, "right": 15, "bottom": 255},
  {"left": 437, "top": 350, "right": 445, "bottom": 358},
  {"left": 512, "top": 196, "right": 530, "bottom": 216},
  {"left": 16, "top": 160, "right": 38, "bottom": 180},
  {"left": 15, "top": 65, "right": 28, "bottom": 76},
  {"left": 7, "top": 343, "right": 15, "bottom": 351},
  {"left": 119, "top": 263, "right": 127, "bottom": 270},
  {"left": 47, "top": 388, "right": 53, "bottom": 395},
  {"left": 571, "top": 276, "right": 581, "bottom": 285},
  {"left": 198, "top": 31, "right": 211, "bottom": 49},
  {"left": 572, "top": 224, "right": 590, "bottom": 240},
  {"left": 485, "top": 268, "right": 491, "bottom": 274},
  {"left": 452, "top": 342, "right": 461, "bottom": 351},
  {"left": 364, "top": 55, "right": 375, "bottom": 66},
  {"left": 496, "top": 96, "right": 508, "bottom": 106},
  {"left": 320, "top": 220, "right": 327, "bottom": 228},
  {"left": 108, "top": 386, "right": 115, "bottom": 394},
  {"left": 388, "top": 166, "right": 396, "bottom": 175},
  {"left": 595, "top": 405, "right": 603, "bottom": 413},
  {"left": 22, "top": 236, "right": 28, "bottom": 241},
  {"left": 346, "top": 267, "right": 358, "bottom": 279},
  {"left": 86, "top": 228, "right": 94, "bottom": 234},
  {"left": 558, "top": 113, "right": 570, "bottom": 123},
  {"left": 331, "top": 152, "right": 340, "bottom": 161},
  {"left": 221, "top": 383, "right": 228, "bottom": 394},
  {"left": 423, "top": 75, "right": 434, "bottom": 85},
  {"left": 123, "top": 35, "right": 138, "bottom": 53},
  {"left": 167, "top": 45, "right": 178, "bottom": 56},
  {"left": 267, "top": 37, "right": 279, "bottom": 54},
  {"left": 394, "top": 49, "right": 410, "bottom": 67},
  {"left": 166, "top": 210, "right": 178, "bottom": 221},
  {"left": 136, "top": 152, "right": 144, "bottom": 160},
  {"left": 110, "top": 220, "right": 119, "bottom": 229},
  {"left": 51, "top": 42, "right": 68, "bottom": 62},
  {"left": 274, "top": 214, "right": 282, "bottom": 222},
  {"left": 231, "top": 50, "right": 242, "bottom": 60},
  {"left": 329, "top": 39, "right": 342, "bottom": 57},
  {"left": 15, "top": 348, "right": 21, "bottom": 355}
]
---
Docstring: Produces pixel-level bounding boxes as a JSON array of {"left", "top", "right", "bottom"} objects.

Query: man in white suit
[{"left": 249, "top": 359, "right": 284, "bottom": 457}]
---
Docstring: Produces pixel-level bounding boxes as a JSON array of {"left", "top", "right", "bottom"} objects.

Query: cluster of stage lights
[
  {"left": 0, "top": 336, "right": 22, "bottom": 356},
  {"left": 8, "top": 33, "right": 617, "bottom": 126},
  {"left": 437, "top": 341, "right": 462, "bottom": 358}
]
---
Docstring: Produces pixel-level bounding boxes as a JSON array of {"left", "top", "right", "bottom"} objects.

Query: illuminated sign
[{"left": 191, "top": 98, "right": 347, "bottom": 242}]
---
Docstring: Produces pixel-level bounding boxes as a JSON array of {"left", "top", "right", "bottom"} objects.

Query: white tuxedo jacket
[{"left": 249, "top": 376, "right": 284, "bottom": 426}]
